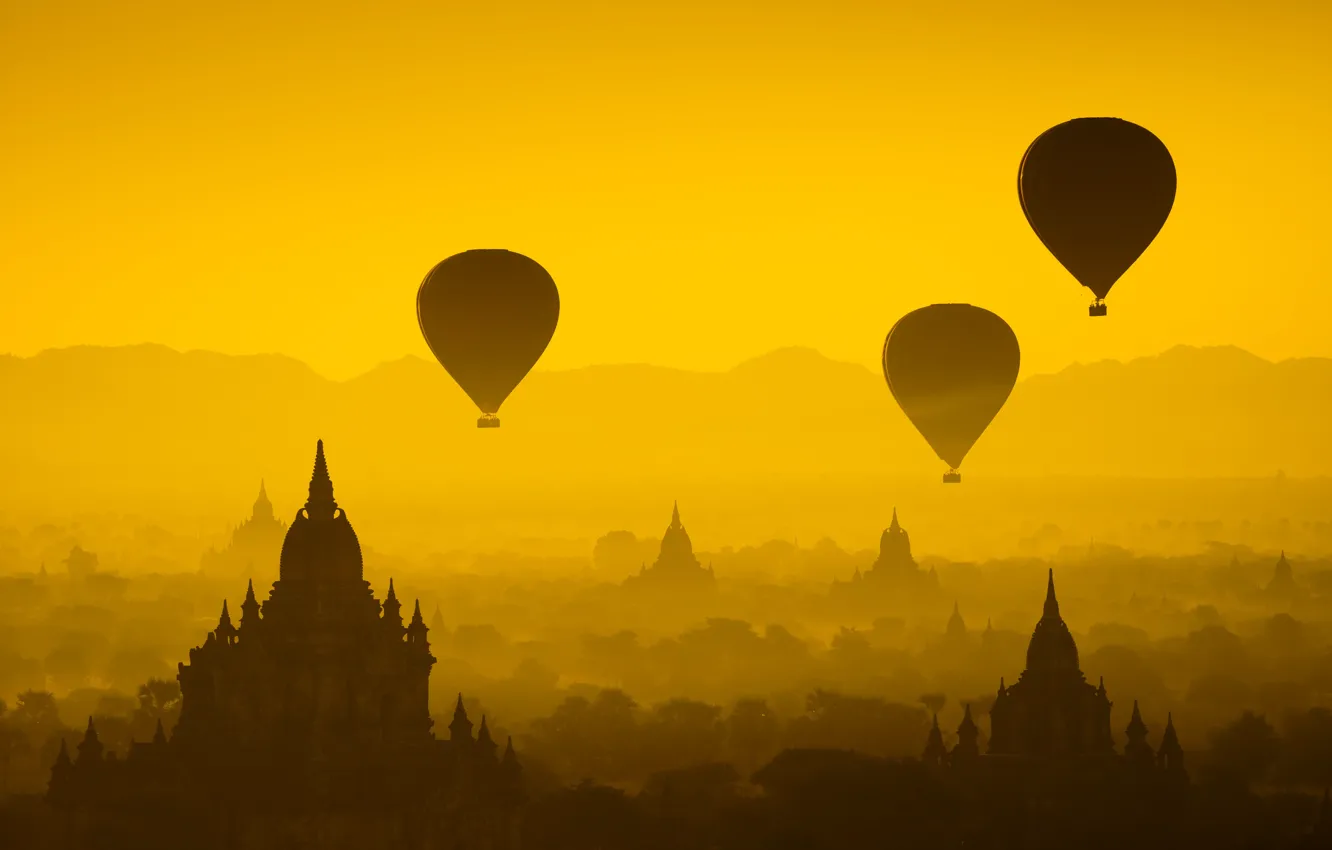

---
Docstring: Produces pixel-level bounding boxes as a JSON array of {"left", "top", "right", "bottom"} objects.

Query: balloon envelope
[
  {"left": 416, "top": 250, "right": 560, "bottom": 420},
  {"left": 883, "top": 304, "right": 1020, "bottom": 472},
  {"left": 1019, "top": 117, "right": 1176, "bottom": 301}
]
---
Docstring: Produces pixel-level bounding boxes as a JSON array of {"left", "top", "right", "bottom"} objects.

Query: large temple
[
  {"left": 200, "top": 480, "right": 288, "bottom": 581},
  {"left": 45, "top": 442, "right": 523, "bottom": 850},
  {"left": 831, "top": 509, "right": 939, "bottom": 611},
  {"left": 623, "top": 501, "right": 716, "bottom": 592},
  {"left": 924, "top": 570, "right": 1186, "bottom": 779}
]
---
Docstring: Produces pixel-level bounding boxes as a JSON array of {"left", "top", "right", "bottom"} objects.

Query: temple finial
[
  {"left": 671, "top": 500, "right": 681, "bottom": 527},
  {"left": 1043, "top": 569, "right": 1060, "bottom": 618},
  {"left": 890, "top": 507, "right": 900, "bottom": 532},
  {"left": 306, "top": 439, "right": 336, "bottom": 518}
]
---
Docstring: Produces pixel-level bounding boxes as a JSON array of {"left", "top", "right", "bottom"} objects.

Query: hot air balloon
[
  {"left": 416, "top": 250, "right": 560, "bottom": 428},
  {"left": 883, "top": 304, "right": 1020, "bottom": 483},
  {"left": 1018, "top": 118, "right": 1176, "bottom": 316}
]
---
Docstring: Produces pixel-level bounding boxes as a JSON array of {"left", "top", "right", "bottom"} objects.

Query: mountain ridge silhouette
[{"left": 2, "top": 342, "right": 1329, "bottom": 522}]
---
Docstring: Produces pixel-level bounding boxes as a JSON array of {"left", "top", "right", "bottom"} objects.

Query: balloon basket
[
  {"left": 477, "top": 414, "right": 501, "bottom": 429},
  {"left": 943, "top": 471, "right": 962, "bottom": 484},
  {"left": 1089, "top": 301, "right": 1107, "bottom": 317}
]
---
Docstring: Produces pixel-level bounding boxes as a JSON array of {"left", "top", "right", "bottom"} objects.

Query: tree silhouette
[{"left": 1208, "top": 711, "right": 1279, "bottom": 788}]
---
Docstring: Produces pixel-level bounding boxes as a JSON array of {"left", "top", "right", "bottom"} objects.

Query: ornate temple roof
[
  {"left": 252, "top": 479, "right": 274, "bottom": 522},
  {"left": 1024, "top": 569, "right": 1081, "bottom": 675},
  {"left": 654, "top": 500, "right": 701, "bottom": 571},
  {"left": 277, "top": 440, "right": 364, "bottom": 583},
  {"left": 946, "top": 601, "right": 967, "bottom": 638}
]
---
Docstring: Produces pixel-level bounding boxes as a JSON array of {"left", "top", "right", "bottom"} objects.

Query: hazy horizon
[{"left": 3, "top": 337, "right": 1321, "bottom": 383}]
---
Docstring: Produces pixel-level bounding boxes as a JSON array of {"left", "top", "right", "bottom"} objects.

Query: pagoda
[
  {"left": 47, "top": 441, "right": 523, "bottom": 850},
  {"left": 623, "top": 501, "right": 717, "bottom": 592}
]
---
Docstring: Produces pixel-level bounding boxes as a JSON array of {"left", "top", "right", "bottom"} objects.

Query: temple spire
[
  {"left": 77, "top": 717, "right": 103, "bottom": 765},
  {"left": 253, "top": 479, "right": 273, "bottom": 520},
  {"left": 450, "top": 693, "right": 474, "bottom": 741},
  {"left": 954, "top": 703, "right": 980, "bottom": 762},
  {"left": 1157, "top": 711, "right": 1185, "bottom": 775},
  {"left": 240, "top": 579, "right": 261, "bottom": 632},
  {"left": 1043, "top": 569, "right": 1060, "bottom": 619},
  {"left": 382, "top": 579, "right": 404, "bottom": 635},
  {"left": 500, "top": 735, "right": 523, "bottom": 797},
  {"left": 889, "top": 507, "right": 900, "bottom": 533},
  {"left": 671, "top": 500, "right": 681, "bottom": 528},
  {"left": 305, "top": 439, "right": 336, "bottom": 519},
  {"left": 478, "top": 715, "right": 497, "bottom": 759},
  {"left": 947, "top": 601, "right": 966, "bottom": 638},
  {"left": 1129, "top": 700, "right": 1145, "bottom": 728},
  {"left": 923, "top": 713, "right": 946, "bottom": 766},
  {"left": 216, "top": 599, "right": 237, "bottom": 645},
  {"left": 1125, "top": 700, "right": 1154, "bottom": 766},
  {"left": 406, "top": 599, "right": 429, "bottom": 646}
]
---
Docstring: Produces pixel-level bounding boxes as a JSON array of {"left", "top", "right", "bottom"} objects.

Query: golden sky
[{"left": 2, "top": 0, "right": 1328, "bottom": 380}]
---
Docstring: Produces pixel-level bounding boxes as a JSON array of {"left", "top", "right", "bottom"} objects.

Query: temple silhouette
[
  {"left": 831, "top": 509, "right": 940, "bottom": 612},
  {"left": 923, "top": 569, "right": 1186, "bottom": 776},
  {"left": 623, "top": 501, "right": 716, "bottom": 593},
  {"left": 199, "top": 480, "right": 287, "bottom": 581},
  {"left": 44, "top": 442, "right": 523, "bottom": 850}
]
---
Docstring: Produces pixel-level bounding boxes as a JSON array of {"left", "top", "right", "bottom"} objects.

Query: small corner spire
[{"left": 478, "top": 714, "right": 495, "bottom": 748}]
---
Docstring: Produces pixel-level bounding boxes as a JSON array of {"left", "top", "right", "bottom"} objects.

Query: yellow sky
[{"left": 2, "top": 0, "right": 1328, "bottom": 380}]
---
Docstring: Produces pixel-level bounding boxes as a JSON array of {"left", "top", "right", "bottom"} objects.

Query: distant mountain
[{"left": 1, "top": 343, "right": 1328, "bottom": 530}]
